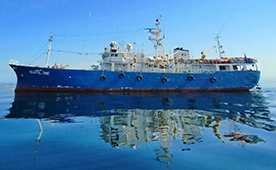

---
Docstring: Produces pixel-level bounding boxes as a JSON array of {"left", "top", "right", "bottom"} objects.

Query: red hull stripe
[{"left": 15, "top": 85, "right": 251, "bottom": 93}]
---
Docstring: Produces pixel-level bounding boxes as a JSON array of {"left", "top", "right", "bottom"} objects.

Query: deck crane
[{"left": 201, "top": 46, "right": 216, "bottom": 59}]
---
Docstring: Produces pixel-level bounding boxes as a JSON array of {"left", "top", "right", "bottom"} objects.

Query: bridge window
[{"left": 110, "top": 53, "right": 118, "bottom": 57}]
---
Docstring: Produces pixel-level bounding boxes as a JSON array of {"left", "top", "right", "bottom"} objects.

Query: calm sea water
[{"left": 0, "top": 83, "right": 276, "bottom": 170}]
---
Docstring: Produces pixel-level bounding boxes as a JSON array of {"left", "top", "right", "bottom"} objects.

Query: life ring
[
  {"left": 188, "top": 75, "right": 194, "bottom": 81},
  {"left": 119, "top": 73, "right": 124, "bottom": 78},
  {"left": 137, "top": 75, "right": 143, "bottom": 81},
  {"left": 211, "top": 77, "right": 216, "bottom": 83},
  {"left": 162, "top": 77, "right": 167, "bottom": 83},
  {"left": 100, "top": 75, "right": 106, "bottom": 81}
]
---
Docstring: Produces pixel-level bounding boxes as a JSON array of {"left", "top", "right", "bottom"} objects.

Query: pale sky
[{"left": 1, "top": 0, "right": 275, "bottom": 87}]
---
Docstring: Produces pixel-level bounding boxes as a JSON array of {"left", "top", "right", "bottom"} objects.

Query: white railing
[{"left": 9, "top": 60, "right": 19, "bottom": 65}]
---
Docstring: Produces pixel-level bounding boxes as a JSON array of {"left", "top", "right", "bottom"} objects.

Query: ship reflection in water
[{"left": 6, "top": 91, "right": 275, "bottom": 165}]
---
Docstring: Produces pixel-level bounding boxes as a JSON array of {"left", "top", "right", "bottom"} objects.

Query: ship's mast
[
  {"left": 147, "top": 16, "right": 166, "bottom": 58},
  {"left": 215, "top": 34, "right": 225, "bottom": 59},
  {"left": 45, "top": 32, "right": 53, "bottom": 68}
]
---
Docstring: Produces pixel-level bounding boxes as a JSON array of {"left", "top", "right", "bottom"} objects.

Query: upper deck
[{"left": 99, "top": 45, "right": 259, "bottom": 74}]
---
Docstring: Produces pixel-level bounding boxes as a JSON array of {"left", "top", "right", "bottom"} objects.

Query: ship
[{"left": 9, "top": 17, "right": 260, "bottom": 93}]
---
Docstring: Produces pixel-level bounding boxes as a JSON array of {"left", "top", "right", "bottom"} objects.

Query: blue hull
[{"left": 10, "top": 64, "right": 260, "bottom": 92}]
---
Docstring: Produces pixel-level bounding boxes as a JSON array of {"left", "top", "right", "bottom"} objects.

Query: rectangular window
[{"left": 219, "top": 65, "right": 226, "bottom": 71}]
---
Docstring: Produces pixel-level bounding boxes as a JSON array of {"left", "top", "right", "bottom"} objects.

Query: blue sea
[{"left": 0, "top": 82, "right": 276, "bottom": 170}]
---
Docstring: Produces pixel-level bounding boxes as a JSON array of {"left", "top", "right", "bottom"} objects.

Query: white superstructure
[{"left": 99, "top": 17, "right": 259, "bottom": 74}]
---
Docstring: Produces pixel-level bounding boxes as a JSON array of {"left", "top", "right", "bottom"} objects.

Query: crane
[{"left": 201, "top": 46, "right": 216, "bottom": 59}]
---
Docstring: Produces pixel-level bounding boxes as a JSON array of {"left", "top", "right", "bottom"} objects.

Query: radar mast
[
  {"left": 215, "top": 35, "right": 225, "bottom": 59},
  {"left": 147, "top": 16, "right": 166, "bottom": 58},
  {"left": 45, "top": 32, "right": 53, "bottom": 68}
]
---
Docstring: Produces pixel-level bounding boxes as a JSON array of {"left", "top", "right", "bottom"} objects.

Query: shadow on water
[{"left": 5, "top": 91, "right": 276, "bottom": 168}]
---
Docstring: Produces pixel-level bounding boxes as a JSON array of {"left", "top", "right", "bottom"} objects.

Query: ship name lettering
[{"left": 29, "top": 69, "right": 50, "bottom": 76}]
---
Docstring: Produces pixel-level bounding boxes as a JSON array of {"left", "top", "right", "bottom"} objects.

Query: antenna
[
  {"left": 215, "top": 19, "right": 229, "bottom": 59},
  {"left": 217, "top": 19, "right": 229, "bottom": 36},
  {"left": 215, "top": 34, "right": 225, "bottom": 59}
]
